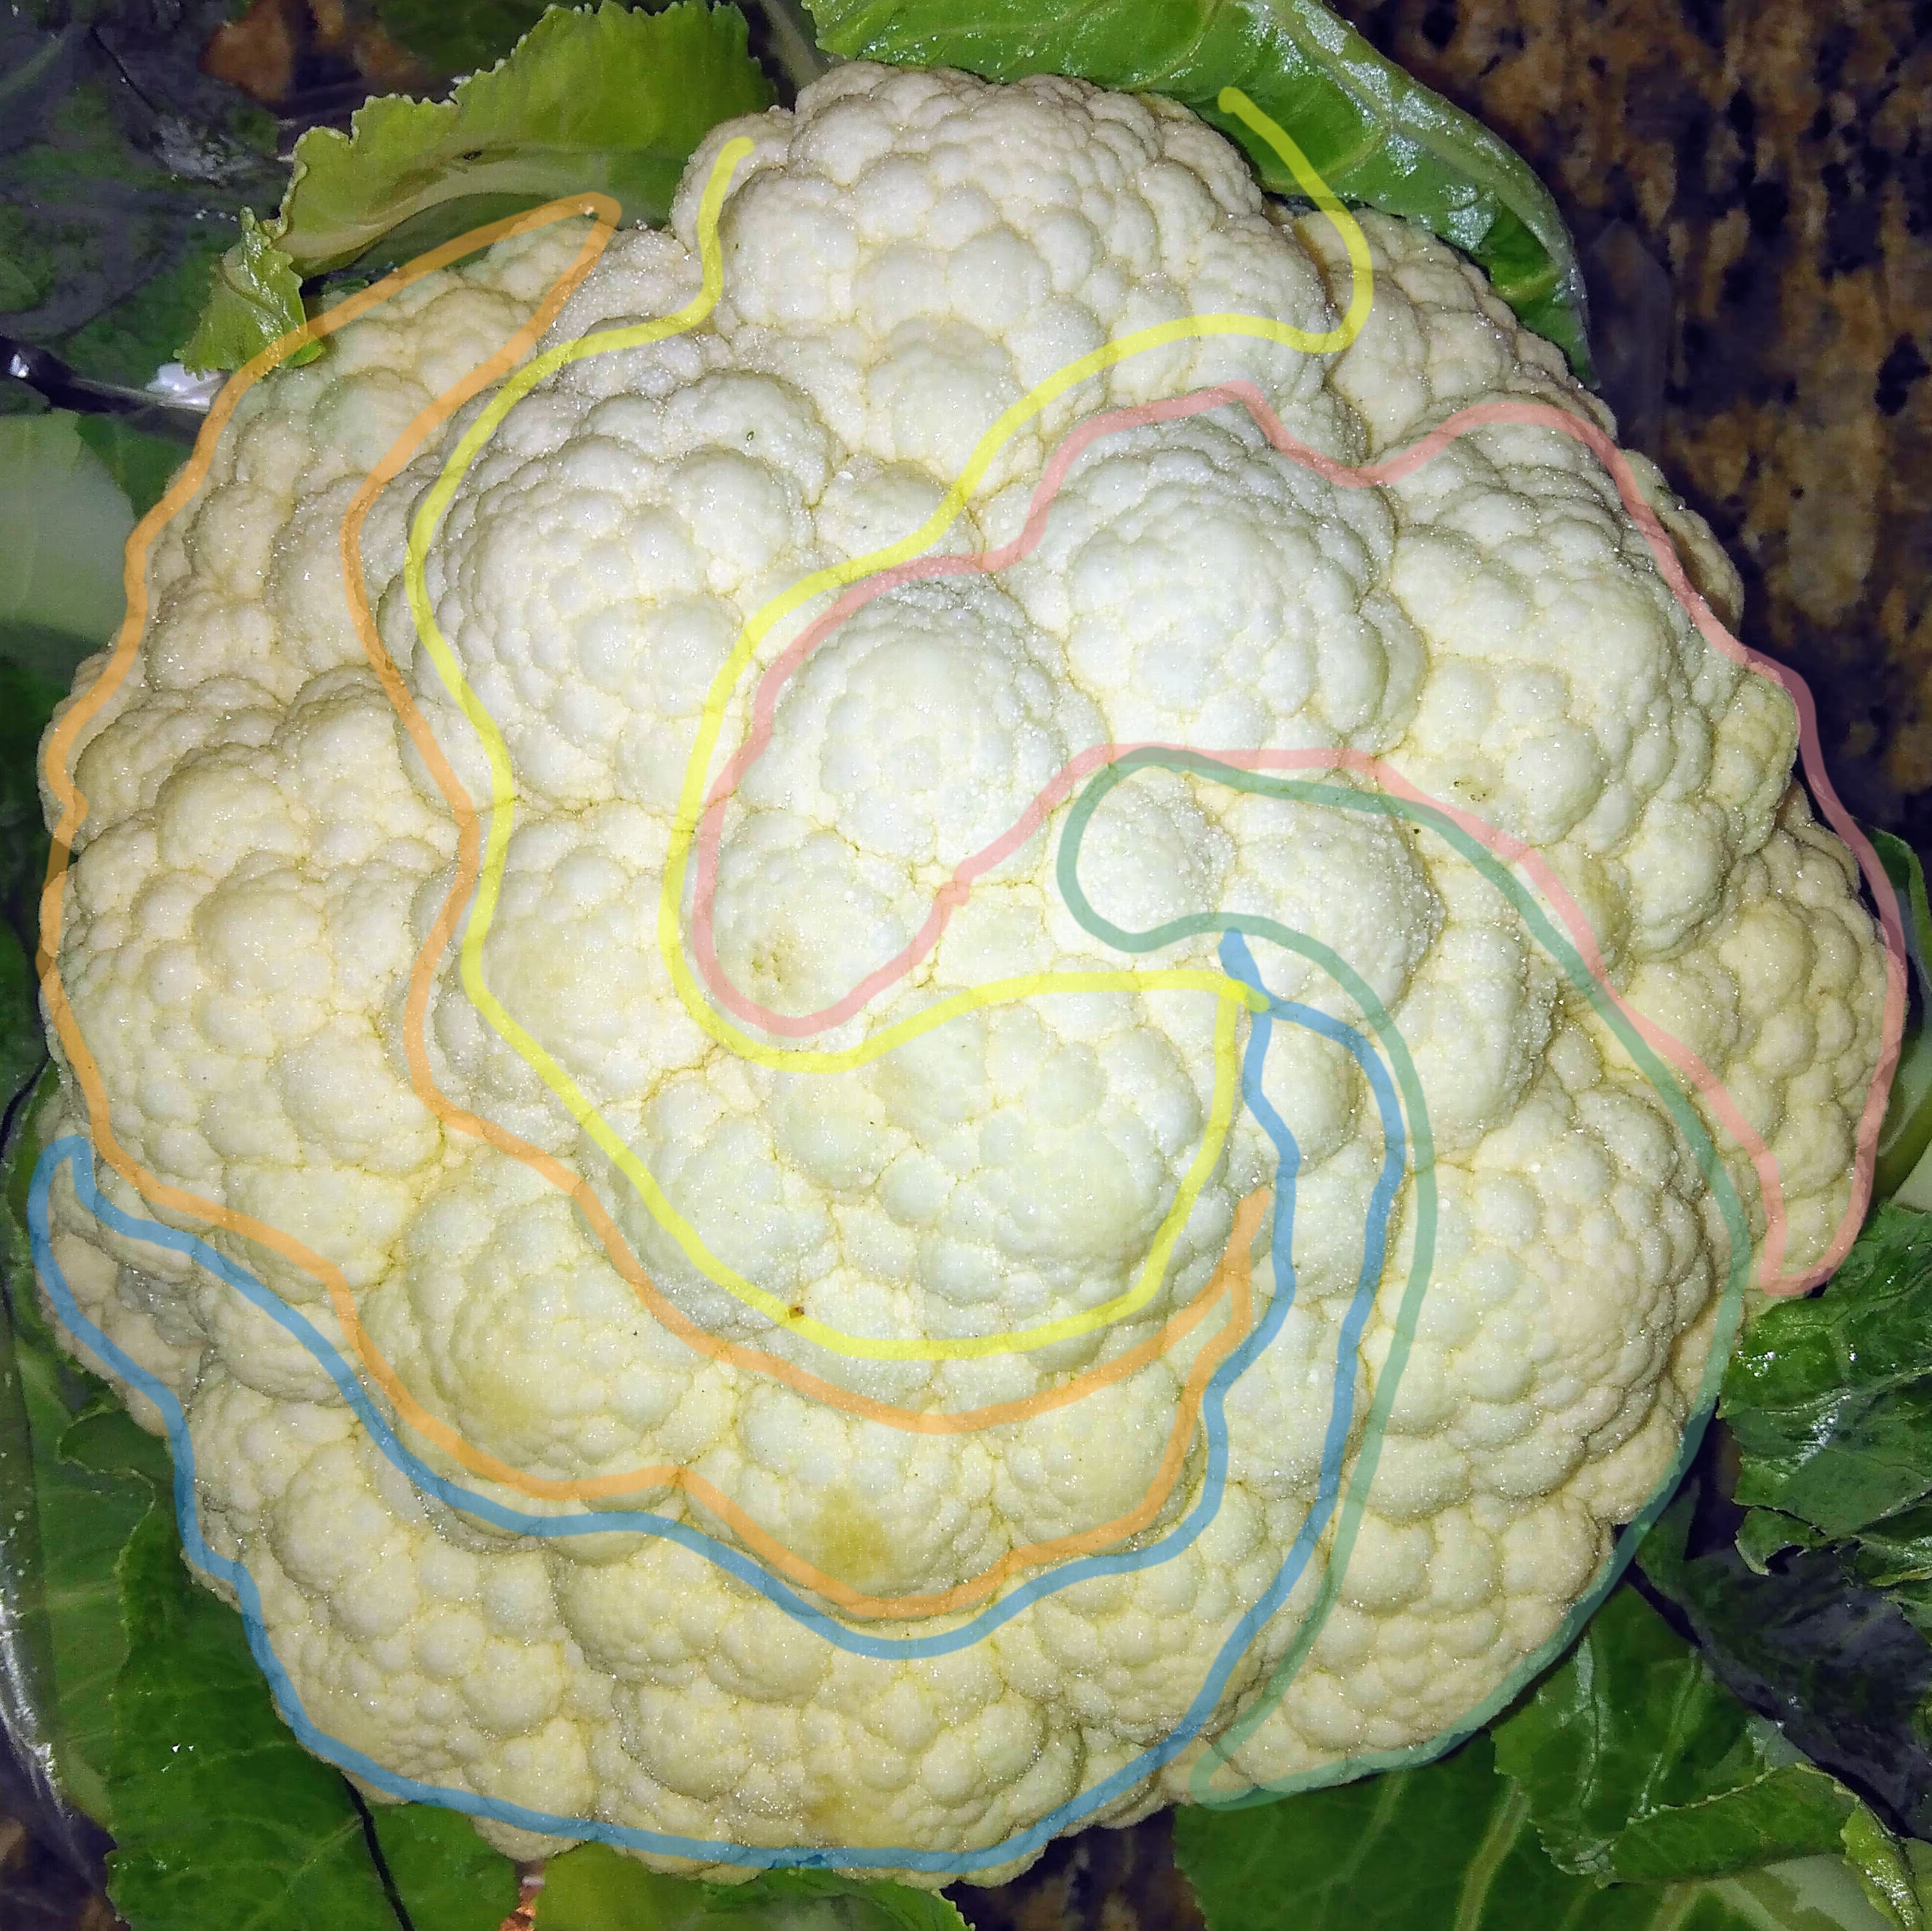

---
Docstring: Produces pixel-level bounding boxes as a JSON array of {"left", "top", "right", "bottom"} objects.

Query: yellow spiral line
[{"left": 404, "top": 93, "right": 1376, "bottom": 1361}]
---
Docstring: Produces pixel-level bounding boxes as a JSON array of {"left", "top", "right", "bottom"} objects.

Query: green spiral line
[{"left": 1055, "top": 747, "right": 1752, "bottom": 1804}]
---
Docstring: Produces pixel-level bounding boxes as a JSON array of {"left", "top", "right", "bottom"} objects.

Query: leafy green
[
  {"left": 27, "top": 1394, "right": 168, "bottom": 1829},
  {"left": 540, "top": 1844, "right": 971, "bottom": 1931},
  {"left": 80, "top": 1305, "right": 522, "bottom": 1929},
  {"left": 1842, "top": 1502, "right": 1932, "bottom": 1615},
  {"left": 0, "top": 1075, "right": 154, "bottom": 1831},
  {"left": 279, "top": 1, "right": 770, "bottom": 270},
  {"left": 60, "top": 235, "right": 240, "bottom": 390},
  {"left": 0, "top": 1072, "right": 523, "bottom": 1930},
  {"left": 368, "top": 1801, "right": 523, "bottom": 1931},
  {"left": 1706, "top": 1199, "right": 1932, "bottom": 1840},
  {"left": 1492, "top": 1588, "right": 1901, "bottom": 1889},
  {"left": 1738, "top": 1508, "right": 1829, "bottom": 1577},
  {"left": 181, "top": 1, "right": 775, "bottom": 372},
  {"left": 0, "top": 1058, "right": 975, "bottom": 1931},
  {"left": 1173, "top": 1730, "right": 1908, "bottom": 1931},
  {"left": 72, "top": 415, "right": 187, "bottom": 520},
  {"left": 372, "top": 0, "right": 557, "bottom": 74},
  {"left": 1638, "top": 1483, "right": 1932, "bottom": 1849},
  {"left": 99, "top": 1449, "right": 524, "bottom": 1931},
  {"left": 1724, "top": 1205, "right": 1932, "bottom": 1541},
  {"left": 1872, "top": 834, "right": 1932, "bottom": 1204},
  {"left": 799, "top": 0, "right": 1593, "bottom": 379},
  {"left": 177, "top": 209, "right": 318, "bottom": 379},
  {"left": 0, "top": 419, "right": 140, "bottom": 1838}
]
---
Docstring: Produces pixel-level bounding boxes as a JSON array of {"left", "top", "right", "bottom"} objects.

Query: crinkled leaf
[
  {"left": 1842, "top": 1809, "right": 1930, "bottom": 1931},
  {"left": 0, "top": 1079, "right": 76, "bottom": 1860},
  {"left": 1739, "top": 1508, "right": 1829, "bottom": 1577},
  {"left": 176, "top": 207, "right": 311, "bottom": 376},
  {"left": 10, "top": 1342, "right": 157, "bottom": 1829},
  {"left": 539, "top": 1843, "right": 971, "bottom": 1931},
  {"left": 63, "top": 234, "right": 241, "bottom": 391},
  {"left": 0, "top": 1075, "right": 151, "bottom": 1835},
  {"left": 57, "top": 1389, "right": 174, "bottom": 1488},
  {"left": 1719, "top": 1197, "right": 1932, "bottom": 1746},
  {"left": 800, "top": 0, "right": 1592, "bottom": 379},
  {"left": 279, "top": 1, "right": 771, "bottom": 270},
  {"left": 1723, "top": 1204, "right": 1932, "bottom": 1540},
  {"left": 1845, "top": 1503, "right": 1932, "bottom": 1593},
  {"left": 181, "top": 1, "right": 774, "bottom": 372},
  {"left": 1492, "top": 1588, "right": 1881, "bottom": 1885},
  {"left": 1173, "top": 1731, "right": 1906, "bottom": 1931}
]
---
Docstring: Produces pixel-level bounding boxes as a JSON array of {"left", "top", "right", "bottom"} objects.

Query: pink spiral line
[{"left": 685, "top": 381, "right": 1906, "bottom": 1297}]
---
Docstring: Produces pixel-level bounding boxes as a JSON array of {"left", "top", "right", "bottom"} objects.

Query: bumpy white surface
[{"left": 42, "top": 62, "right": 1889, "bottom": 1883}]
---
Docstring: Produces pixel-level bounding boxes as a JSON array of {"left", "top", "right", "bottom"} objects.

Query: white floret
[{"left": 39, "top": 60, "right": 1889, "bottom": 1887}]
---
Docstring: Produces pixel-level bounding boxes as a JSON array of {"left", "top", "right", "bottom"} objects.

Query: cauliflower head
[{"left": 38, "top": 60, "right": 1890, "bottom": 1884}]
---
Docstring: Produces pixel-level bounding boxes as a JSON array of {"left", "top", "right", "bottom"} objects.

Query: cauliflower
[{"left": 36, "top": 60, "right": 1891, "bottom": 1885}]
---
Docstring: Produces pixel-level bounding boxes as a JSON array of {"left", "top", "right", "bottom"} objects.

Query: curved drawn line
[
  {"left": 1064, "top": 755, "right": 1748, "bottom": 1796},
  {"left": 32, "top": 181, "right": 1255, "bottom": 1614},
  {"left": 316, "top": 271, "right": 1262, "bottom": 1447},
  {"left": 26, "top": 936, "right": 1403, "bottom": 1863},
  {"left": 28, "top": 976, "right": 1389, "bottom": 1645},
  {"left": 37, "top": 147, "right": 1888, "bottom": 1629},
  {"left": 32, "top": 740, "right": 1448, "bottom": 1844},
  {"left": 396, "top": 91, "right": 1367, "bottom": 1361},
  {"left": 30, "top": 71, "right": 1889, "bottom": 1854},
  {"left": 684, "top": 376, "right": 1902, "bottom": 1296},
  {"left": 362, "top": 354, "right": 1897, "bottom": 1500},
  {"left": 40, "top": 154, "right": 1888, "bottom": 1544},
  {"left": 40, "top": 745, "right": 1761, "bottom": 1857},
  {"left": 647, "top": 90, "right": 1375, "bottom": 1070}
]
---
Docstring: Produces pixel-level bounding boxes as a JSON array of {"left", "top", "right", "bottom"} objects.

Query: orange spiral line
[{"left": 39, "top": 194, "right": 1267, "bottom": 1622}]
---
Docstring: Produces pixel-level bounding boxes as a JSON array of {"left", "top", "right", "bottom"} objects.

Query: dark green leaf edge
[
  {"left": 1489, "top": 1587, "right": 1917, "bottom": 1914},
  {"left": 41, "top": 12, "right": 1932, "bottom": 1910},
  {"left": 0, "top": 1072, "right": 508, "bottom": 1928},
  {"left": 1872, "top": 830, "right": 1932, "bottom": 1203},
  {"left": 1640, "top": 1480, "right": 1932, "bottom": 1864},
  {"left": 0, "top": 1072, "right": 968, "bottom": 1931},
  {"left": 1175, "top": 1726, "right": 1919, "bottom": 1931}
]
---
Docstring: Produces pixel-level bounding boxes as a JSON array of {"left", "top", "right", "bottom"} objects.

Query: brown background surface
[{"left": 1332, "top": 0, "right": 1932, "bottom": 836}]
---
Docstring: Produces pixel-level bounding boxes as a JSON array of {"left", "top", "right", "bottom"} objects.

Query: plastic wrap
[{"left": 0, "top": 1094, "right": 116, "bottom": 1897}]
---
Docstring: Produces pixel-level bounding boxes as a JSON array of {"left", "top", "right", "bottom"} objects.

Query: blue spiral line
[{"left": 28, "top": 930, "right": 1401, "bottom": 1873}]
